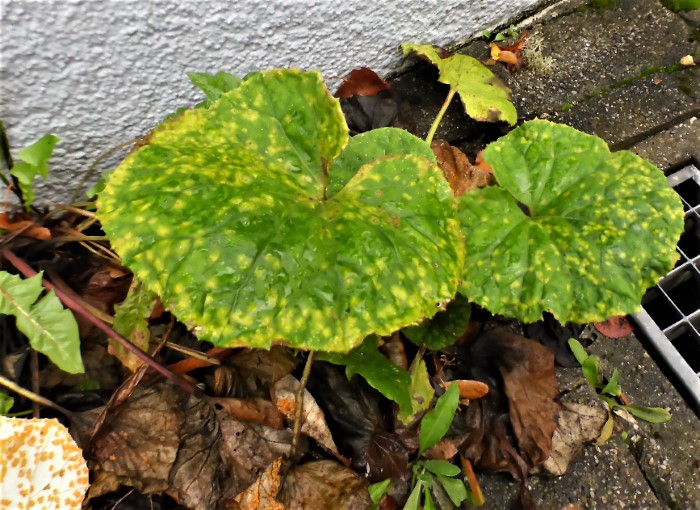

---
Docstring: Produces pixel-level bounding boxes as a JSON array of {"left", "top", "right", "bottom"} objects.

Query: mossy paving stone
[{"left": 98, "top": 69, "right": 464, "bottom": 353}]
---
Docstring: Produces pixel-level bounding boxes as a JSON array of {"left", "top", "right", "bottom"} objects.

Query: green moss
[
  {"left": 558, "top": 62, "right": 690, "bottom": 112},
  {"left": 659, "top": 0, "right": 700, "bottom": 12}
]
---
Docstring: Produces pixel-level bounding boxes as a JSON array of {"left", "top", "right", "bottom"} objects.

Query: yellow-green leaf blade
[{"left": 401, "top": 44, "right": 516, "bottom": 125}]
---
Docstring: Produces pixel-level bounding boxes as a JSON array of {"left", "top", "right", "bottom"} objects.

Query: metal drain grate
[{"left": 632, "top": 163, "right": 700, "bottom": 416}]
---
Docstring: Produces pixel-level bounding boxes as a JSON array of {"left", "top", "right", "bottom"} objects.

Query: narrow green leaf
[
  {"left": 0, "top": 393, "right": 14, "bottom": 415},
  {"left": 397, "top": 357, "right": 434, "bottom": 425},
  {"left": 111, "top": 279, "right": 156, "bottom": 371},
  {"left": 368, "top": 479, "right": 391, "bottom": 506},
  {"left": 568, "top": 338, "right": 589, "bottom": 366},
  {"left": 437, "top": 474, "right": 468, "bottom": 506},
  {"left": 419, "top": 382, "right": 459, "bottom": 454},
  {"left": 0, "top": 271, "right": 83, "bottom": 374},
  {"left": 582, "top": 355, "right": 600, "bottom": 389},
  {"left": 424, "top": 486, "right": 437, "bottom": 510},
  {"left": 601, "top": 369, "right": 622, "bottom": 397},
  {"left": 317, "top": 336, "right": 412, "bottom": 415},
  {"left": 11, "top": 134, "right": 59, "bottom": 208},
  {"left": 423, "top": 459, "right": 461, "bottom": 477},
  {"left": 620, "top": 405, "right": 672, "bottom": 423},
  {"left": 188, "top": 71, "right": 242, "bottom": 102},
  {"left": 404, "top": 483, "right": 422, "bottom": 510}
]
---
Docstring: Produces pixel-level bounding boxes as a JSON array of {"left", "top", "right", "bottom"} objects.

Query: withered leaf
[
  {"left": 233, "top": 457, "right": 285, "bottom": 510},
  {"left": 594, "top": 316, "right": 634, "bottom": 338},
  {"left": 364, "top": 429, "right": 410, "bottom": 482},
  {"left": 541, "top": 402, "right": 607, "bottom": 476},
  {"left": 229, "top": 346, "right": 297, "bottom": 388},
  {"left": 0, "top": 212, "right": 50, "bottom": 240},
  {"left": 431, "top": 140, "right": 493, "bottom": 197},
  {"left": 210, "top": 396, "right": 286, "bottom": 429},
  {"left": 335, "top": 67, "right": 391, "bottom": 98},
  {"left": 270, "top": 374, "right": 347, "bottom": 464},
  {"left": 88, "top": 381, "right": 294, "bottom": 509},
  {"left": 456, "top": 327, "right": 559, "bottom": 478},
  {"left": 279, "top": 460, "right": 371, "bottom": 510},
  {"left": 340, "top": 91, "right": 399, "bottom": 135}
]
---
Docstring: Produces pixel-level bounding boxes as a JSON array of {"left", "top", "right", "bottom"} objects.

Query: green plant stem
[
  {"left": 425, "top": 88, "right": 457, "bottom": 145},
  {"left": 0, "top": 374, "right": 74, "bottom": 418},
  {"left": 290, "top": 351, "right": 315, "bottom": 460},
  {"left": 2, "top": 248, "right": 201, "bottom": 397}
]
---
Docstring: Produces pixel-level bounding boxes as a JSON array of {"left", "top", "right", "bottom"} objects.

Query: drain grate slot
[{"left": 633, "top": 163, "right": 700, "bottom": 416}]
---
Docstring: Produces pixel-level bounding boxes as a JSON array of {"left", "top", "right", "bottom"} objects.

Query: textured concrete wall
[{"left": 1, "top": 0, "right": 543, "bottom": 202}]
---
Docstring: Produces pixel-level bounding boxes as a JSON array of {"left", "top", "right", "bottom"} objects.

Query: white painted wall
[{"left": 1, "top": 0, "right": 544, "bottom": 202}]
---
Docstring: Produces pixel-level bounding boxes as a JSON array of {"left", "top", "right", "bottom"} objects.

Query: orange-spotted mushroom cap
[{"left": 0, "top": 416, "right": 89, "bottom": 509}]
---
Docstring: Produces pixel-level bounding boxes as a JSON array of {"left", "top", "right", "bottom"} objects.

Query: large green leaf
[
  {"left": 98, "top": 69, "right": 464, "bottom": 352},
  {"left": 458, "top": 120, "right": 684, "bottom": 324},
  {"left": 0, "top": 271, "right": 83, "bottom": 374},
  {"left": 11, "top": 134, "right": 60, "bottom": 209},
  {"left": 401, "top": 44, "right": 517, "bottom": 125},
  {"left": 317, "top": 335, "right": 412, "bottom": 414}
]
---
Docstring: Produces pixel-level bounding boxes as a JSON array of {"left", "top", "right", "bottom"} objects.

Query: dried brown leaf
[
  {"left": 459, "top": 327, "right": 559, "bottom": 477},
  {"left": 594, "top": 315, "right": 634, "bottom": 338},
  {"left": 211, "top": 396, "right": 286, "bottom": 429},
  {"left": 271, "top": 374, "right": 348, "bottom": 464},
  {"left": 0, "top": 212, "right": 51, "bottom": 240},
  {"left": 279, "top": 460, "right": 371, "bottom": 510},
  {"left": 541, "top": 403, "right": 607, "bottom": 476},
  {"left": 233, "top": 457, "right": 285, "bottom": 510},
  {"left": 431, "top": 140, "right": 493, "bottom": 197},
  {"left": 335, "top": 67, "right": 391, "bottom": 98}
]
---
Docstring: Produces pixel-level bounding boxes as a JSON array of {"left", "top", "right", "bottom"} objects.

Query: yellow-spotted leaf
[
  {"left": 458, "top": 120, "right": 683, "bottom": 324},
  {"left": 98, "top": 69, "right": 464, "bottom": 352},
  {"left": 401, "top": 44, "right": 517, "bottom": 125}
]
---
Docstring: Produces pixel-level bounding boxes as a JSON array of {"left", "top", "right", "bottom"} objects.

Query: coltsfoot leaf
[
  {"left": 459, "top": 120, "right": 684, "bottom": 323},
  {"left": 401, "top": 44, "right": 517, "bottom": 125},
  {"left": 98, "top": 69, "right": 464, "bottom": 352},
  {"left": 0, "top": 271, "right": 83, "bottom": 374}
]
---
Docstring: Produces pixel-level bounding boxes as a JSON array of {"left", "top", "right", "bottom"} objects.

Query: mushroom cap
[{"left": 0, "top": 416, "right": 89, "bottom": 509}]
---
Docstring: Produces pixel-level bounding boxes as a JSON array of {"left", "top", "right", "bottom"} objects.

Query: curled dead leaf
[
  {"left": 233, "top": 457, "right": 285, "bottom": 510},
  {"left": 594, "top": 315, "right": 634, "bottom": 338},
  {"left": 441, "top": 379, "right": 490, "bottom": 400},
  {"left": 279, "top": 460, "right": 371, "bottom": 510},
  {"left": 0, "top": 212, "right": 51, "bottom": 240},
  {"left": 271, "top": 374, "right": 349, "bottom": 464},
  {"left": 335, "top": 67, "right": 391, "bottom": 98},
  {"left": 431, "top": 140, "right": 493, "bottom": 197}
]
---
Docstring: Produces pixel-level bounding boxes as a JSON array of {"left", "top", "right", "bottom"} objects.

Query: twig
[
  {"left": 2, "top": 248, "right": 200, "bottom": 397},
  {"left": 290, "top": 351, "right": 315, "bottom": 460},
  {"left": 0, "top": 374, "right": 74, "bottom": 418}
]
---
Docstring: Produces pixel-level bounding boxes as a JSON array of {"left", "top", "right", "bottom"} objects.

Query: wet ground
[{"left": 391, "top": 0, "right": 699, "bottom": 508}]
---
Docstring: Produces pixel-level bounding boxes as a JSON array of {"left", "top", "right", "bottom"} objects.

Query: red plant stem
[
  {"left": 2, "top": 248, "right": 200, "bottom": 396},
  {"left": 31, "top": 350, "right": 40, "bottom": 418}
]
